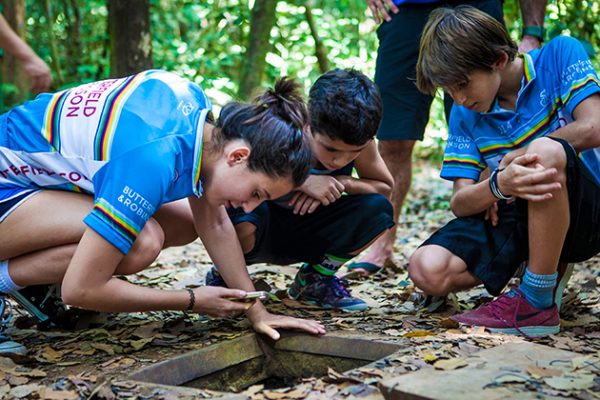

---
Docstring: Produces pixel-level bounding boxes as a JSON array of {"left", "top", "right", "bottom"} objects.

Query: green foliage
[{"left": 3, "top": 0, "right": 600, "bottom": 160}]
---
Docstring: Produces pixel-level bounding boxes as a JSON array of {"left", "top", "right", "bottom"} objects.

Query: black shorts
[
  {"left": 374, "top": 0, "right": 504, "bottom": 141},
  {"left": 421, "top": 138, "right": 600, "bottom": 295},
  {"left": 228, "top": 194, "right": 394, "bottom": 266}
]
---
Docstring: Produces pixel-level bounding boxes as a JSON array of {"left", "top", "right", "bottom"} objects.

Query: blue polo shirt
[{"left": 442, "top": 36, "right": 600, "bottom": 183}]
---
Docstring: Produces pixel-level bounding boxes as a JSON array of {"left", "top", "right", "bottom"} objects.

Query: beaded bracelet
[
  {"left": 489, "top": 167, "right": 511, "bottom": 200},
  {"left": 185, "top": 288, "right": 195, "bottom": 312}
]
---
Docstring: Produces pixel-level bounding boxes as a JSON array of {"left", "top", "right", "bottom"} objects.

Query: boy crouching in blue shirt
[{"left": 411, "top": 6, "right": 600, "bottom": 337}]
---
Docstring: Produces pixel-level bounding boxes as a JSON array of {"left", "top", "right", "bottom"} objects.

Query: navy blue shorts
[
  {"left": 374, "top": 0, "right": 504, "bottom": 141},
  {"left": 0, "top": 189, "right": 37, "bottom": 222},
  {"left": 421, "top": 138, "right": 600, "bottom": 295},
  {"left": 228, "top": 193, "right": 394, "bottom": 266}
]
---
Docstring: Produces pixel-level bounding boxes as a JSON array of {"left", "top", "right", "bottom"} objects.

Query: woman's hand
[
  {"left": 193, "top": 286, "right": 254, "bottom": 317},
  {"left": 247, "top": 306, "right": 326, "bottom": 340}
]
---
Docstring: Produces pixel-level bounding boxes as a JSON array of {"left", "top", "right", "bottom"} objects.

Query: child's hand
[
  {"left": 193, "top": 287, "right": 254, "bottom": 317},
  {"left": 498, "top": 153, "right": 561, "bottom": 201},
  {"left": 484, "top": 202, "right": 499, "bottom": 226},
  {"left": 289, "top": 192, "right": 321, "bottom": 215},
  {"left": 297, "top": 175, "right": 345, "bottom": 206}
]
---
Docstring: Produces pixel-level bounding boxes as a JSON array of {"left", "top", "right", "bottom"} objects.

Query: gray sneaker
[{"left": 0, "top": 296, "right": 26, "bottom": 356}]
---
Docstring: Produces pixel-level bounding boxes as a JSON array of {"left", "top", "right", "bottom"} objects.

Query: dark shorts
[
  {"left": 228, "top": 194, "right": 394, "bottom": 266},
  {"left": 421, "top": 138, "right": 600, "bottom": 295},
  {"left": 0, "top": 189, "right": 37, "bottom": 222},
  {"left": 375, "top": 0, "right": 504, "bottom": 141}
]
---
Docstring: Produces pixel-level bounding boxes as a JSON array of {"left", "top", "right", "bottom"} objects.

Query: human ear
[
  {"left": 493, "top": 52, "right": 510, "bottom": 70},
  {"left": 226, "top": 146, "right": 251, "bottom": 166}
]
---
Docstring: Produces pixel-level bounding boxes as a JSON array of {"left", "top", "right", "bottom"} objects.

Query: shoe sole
[
  {"left": 554, "top": 263, "right": 574, "bottom": 312},
  {"left": 487, "top": 325, "right": 560, "bottom": 337},
  {"left": 0, "top": 341, "right": 27, "bottom": 356}
]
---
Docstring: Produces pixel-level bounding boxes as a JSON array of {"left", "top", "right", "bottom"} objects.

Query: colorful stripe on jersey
[
  {"left": 192, "top": 108, "right": 209, "bottom": 197},
  {"left": 42, "top": 91, "right": 69, "bottom": 151},
  {"left": 92, "top": 197, "right": 140, "bottom": 245},
  {"left": 93, "top": 73, "right": 146, "bottom": 161},
  {"left": 443, "top": 155, "right": 485, "bottom": 169},
  {"left": 562, "top": 75, "right": 600, "bottom": 105}
]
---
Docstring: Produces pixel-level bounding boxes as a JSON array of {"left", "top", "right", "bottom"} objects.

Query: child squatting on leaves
[{"left": 410, "top": 6, "right": 600, "bottom": 337}]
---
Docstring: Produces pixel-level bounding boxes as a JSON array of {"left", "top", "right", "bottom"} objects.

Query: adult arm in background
[
  {"left": 365, "top": 0, "right": 399, "bottom": 24},
  {"left": 0, "top": 14, "right": 51, "bottom": 93},
  {"left": 518, "top": 0, "right": 547, "bottom": 53}
]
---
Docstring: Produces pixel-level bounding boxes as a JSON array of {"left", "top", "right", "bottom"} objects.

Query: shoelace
[
  {"left": 486, "top": 289, "right": 532, "bottom": 339},
  {"left": 325, "top": 276, "right": 352, "bottom": 298}
]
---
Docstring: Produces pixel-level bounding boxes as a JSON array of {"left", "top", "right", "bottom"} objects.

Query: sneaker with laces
[
  {"left": 287, "top": 264, "right": 368, "bottom": 311},
  {"left": 205, "top": 265, "right": 227, "bottom": 287},
  {"left": 451, "top": 288, "right": 559, "bottom": 337},
  {"left": 0, "top": 296, "right": 26, "bottom": 356},
  {"left": 10, "top": 284, "right": 67, "bottom": 329}
]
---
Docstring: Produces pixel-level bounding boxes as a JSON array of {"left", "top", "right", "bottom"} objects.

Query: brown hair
[
  {"left": 215, "top": 77, "right": 312, "bottom": 186},
  {"left": 416, "top": 5, "right": 518, "bottom": 95}
]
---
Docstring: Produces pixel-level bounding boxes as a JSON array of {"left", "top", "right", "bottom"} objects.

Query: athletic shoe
[
  {"left": 10, "top": 284, "right": 67, "bottom": 329},
  {"left": 451, "top": 288, "right": 560, "bottom": 337},
  {"left": 205, "top": 265, "right": 227, "bottom": 287},
  {"left": 554, "top": 262, "right": 574, "bottom": 311},
  {"left": 287, "top": 264, "right": 368, "bottom": 312},
  {"left": 0, "top": 296, "right": 26, "bottom": 356}
]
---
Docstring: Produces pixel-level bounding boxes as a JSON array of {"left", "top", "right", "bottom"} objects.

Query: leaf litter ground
[{"left": 2, "top": 161, "right": 599, "bottom": 399}]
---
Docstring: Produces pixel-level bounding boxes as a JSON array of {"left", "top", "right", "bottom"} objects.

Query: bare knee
[
  {"left": 527, "top": 138, "right": 567, "bottom": 174},
  {"left": 409, "top": 246, "right": 457, "bottom": 297},
  {"left": 234, "top": 222, "right": 257, "bottom": 254},
  {"left": 116, "top": 219, "right": 164, "bottom": 275}
]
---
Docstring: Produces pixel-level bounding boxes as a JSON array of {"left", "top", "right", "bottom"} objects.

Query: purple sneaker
[
  {"left": 451, "top": 288, "right": 560, "bottom": 337},
  {"left": 205, "top": 265, "right": 227, "bottom": 287},
  {"left": 287, "top": 264, "right": 368, "bottom": 312}
]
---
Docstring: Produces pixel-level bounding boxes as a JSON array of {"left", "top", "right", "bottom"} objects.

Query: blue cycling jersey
[
  {"left": 0, "top": 70, "right": 211, "bottom": 254},
  {"left": 443, "top": 36, "right": 600, "bottom": 183}
]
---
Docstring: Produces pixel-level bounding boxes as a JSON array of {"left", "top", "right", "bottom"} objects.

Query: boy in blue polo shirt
[{"left": 411, "top": 6, "right": 600, "bottom": 337}]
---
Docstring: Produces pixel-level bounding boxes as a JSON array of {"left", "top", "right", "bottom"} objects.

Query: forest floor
[{"left": 1, "top": 161, "right": 599, "bottom": 400}]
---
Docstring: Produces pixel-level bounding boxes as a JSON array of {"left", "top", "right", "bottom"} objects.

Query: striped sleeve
[
  {"left": 440, "top": 108, "right": 486, "bottom": 181},
  {"left": 555, "top": 37, "right": 600, "bottom": 116}
]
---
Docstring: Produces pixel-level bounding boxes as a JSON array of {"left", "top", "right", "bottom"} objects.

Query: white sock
[{"left": 0, "top": 260, "right": 24, "bottom": 294}]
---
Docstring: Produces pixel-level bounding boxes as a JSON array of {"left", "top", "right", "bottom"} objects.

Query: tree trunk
[
  {"left": 238, "top": 0, "right": 277, "bottom": 100},
  {"left": 60, "top": 0, "right": 82, "bottom": 81},
  {"left": 305, "top": 3, "right": 329, "bottom": 74},
  {"left": 1, "top": 0, "right": 27, "bottom": 104},
  {"left": 108, "top": 0, "right": 152, "bottom": 78},
  {"left": 43, "top": 0, "right": 63, "bottom": 86}
]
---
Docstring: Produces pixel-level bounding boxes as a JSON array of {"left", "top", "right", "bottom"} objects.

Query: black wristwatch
[{"left": 522, "top": 25, "right": 545, "bottom": 42}]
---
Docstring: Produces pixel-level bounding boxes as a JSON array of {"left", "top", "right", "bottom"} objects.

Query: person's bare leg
[
  {"left": 234, "top": 222, "right": 257, "bottom": 254},
  {"left": 1, "top": 191, "right": 167, "bottom": 287},
  {"left": 356, "top": 139, "right": 415, "bottom": 269},
  {"left": 152, "top": 199, "right": 197, "bottom": 248},
  {"left": 526, "top": 139, "right": 569, "bottom": 275},
  {"left": 409, "top": 245, "right": 481, "bottom": 297}
]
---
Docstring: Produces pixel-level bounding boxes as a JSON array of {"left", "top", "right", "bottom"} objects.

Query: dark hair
[
  {"left": 215, "top": 78, "right": 312, "bottom": 186},
  {"left": 417, "top": 5, "right": 517, "bottom": 95},
  {"left": 308, "top": 69, "right": 382, "bottom": 146}
]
